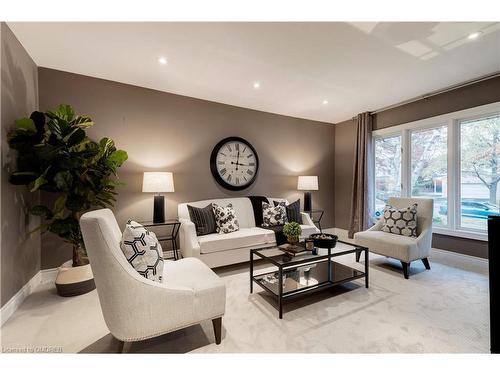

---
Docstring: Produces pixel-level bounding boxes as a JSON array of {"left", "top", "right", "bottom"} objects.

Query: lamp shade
[
  {"left": 297, "top": 176, "right": 318, "bottom": 191},
  {"left": 142, "top": 172, "right": 175, "bottom": 193}
]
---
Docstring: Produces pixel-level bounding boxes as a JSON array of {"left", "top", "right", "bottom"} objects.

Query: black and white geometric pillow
[
  {"left": 211, "top": 203, "right": 240, "bottom": 234},
  {"left": 262, "top": 201, "right": 288, "bottom": 227},
  {"left": 120, "top": 220, "right": 164, "bottom": 282},
  {"left": 381, "top": 204, "right": 418, "bottom": 237}
]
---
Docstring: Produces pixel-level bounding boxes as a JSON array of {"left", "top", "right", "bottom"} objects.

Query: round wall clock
[{"left": 210, "top": 136, "right": 259, "bottom": 191}]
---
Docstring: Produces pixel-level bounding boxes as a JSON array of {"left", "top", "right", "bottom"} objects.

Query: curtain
[{"left": 348, "top": 112, "right": 374, "bottom": 238}]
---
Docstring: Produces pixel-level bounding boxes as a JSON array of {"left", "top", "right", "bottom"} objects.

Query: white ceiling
[{"left": 8, "top": 22, "right": 500, "bottom": 123}]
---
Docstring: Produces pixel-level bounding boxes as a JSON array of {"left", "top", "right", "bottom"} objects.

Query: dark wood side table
[
  {"left": 139, "top": 219, "right": 181, "bottom": 260},
  {"left": 304, "top": 209, "right": 324, "bottom": 232}
]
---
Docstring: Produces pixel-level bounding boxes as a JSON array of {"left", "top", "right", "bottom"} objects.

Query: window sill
[{"left": 433, "top": 227, "right": 488, "bottom": 242}]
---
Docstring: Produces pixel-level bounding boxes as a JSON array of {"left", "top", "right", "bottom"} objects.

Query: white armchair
[
  {"left": 354, "top": 197, "right": 433, "bottom": 279},
  {"left": 80, "top": 208, "right": 226, "bottom": 352}
]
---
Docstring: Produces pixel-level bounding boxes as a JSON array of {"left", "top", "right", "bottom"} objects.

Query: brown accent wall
[
  {"left": 334, "top": 76, "right": 500, "bottom": 259},
  {"left": 38, "top": 68, "right": 335, "bottom": 269},
  {"left": 1, "top": 23, "right": 41, "bottom": 306}
]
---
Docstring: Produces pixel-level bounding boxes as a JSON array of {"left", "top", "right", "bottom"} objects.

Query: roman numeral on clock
[
  {"left": 247, "top": 170, "right": 254, "bottom": 175},
  {"left": 220, "top": 168, "right": 227, "bottom": 176},
  {"left": 227, "top": 174, "right": 232, "bottom": 182}
]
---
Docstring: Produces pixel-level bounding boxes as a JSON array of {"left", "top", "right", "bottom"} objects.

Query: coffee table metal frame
[{"left": 250, "top": 240, "right": 368, "bottom": 319}]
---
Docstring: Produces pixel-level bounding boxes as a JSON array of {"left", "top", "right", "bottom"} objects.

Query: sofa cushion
[
  {"left": 212, "top": 203, "right": 240, "bottom": 234},
  {"left": 120, "top": 220, "right": 164, "bottom": 282},
  {"left": 381, "top": 203, "right": 418, "bottom": 237},
  {"left": 162, "top": 258, "right": 226, "bottom": 321},
  {"left": 274, "top": 199, "right": 302, "bottom": 224},
  {"left": 354, "top": 230, "right": 419, "bottom": 262},
  {"left": 262, "top": 201, "right": 288, "bottom": 227},
  {"left": 188, "top": 204, "right": 217, "bottom": 236},
  {"left": 198, "top": 227, "right": 275, "bottom": 254}
]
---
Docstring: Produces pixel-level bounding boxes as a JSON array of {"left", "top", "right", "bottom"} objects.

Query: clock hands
[{"left": 236, "top": 150, "right": 240, "bottom": 170}]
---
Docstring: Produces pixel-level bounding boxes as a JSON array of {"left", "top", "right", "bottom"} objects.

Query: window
[
  {"left": 410, "top": 125, "right": 448, "bottom": 225},
  {"left": 374, "top": 135, "right": 401, "bottom": 219},
  {"left": 372, "top": 102, "right": 500, "bottom": 240},
  {"left": 459, "top": 114, "right": 500, "bottom": 231}
]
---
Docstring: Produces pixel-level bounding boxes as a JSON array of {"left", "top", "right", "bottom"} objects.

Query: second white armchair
[{"left": 354, "top": 197, "right": 434, "bottom": 279}]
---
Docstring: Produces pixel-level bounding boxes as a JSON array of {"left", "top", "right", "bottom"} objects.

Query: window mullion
[{"left": 401, "top": 129, "right": 410, "bottom": 197}]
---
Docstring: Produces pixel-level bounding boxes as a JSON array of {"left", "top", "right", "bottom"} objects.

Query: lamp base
[
  {"left": 153, "top": 195, "right": 165, "bottom": 223},
  {"left": 303, "top": 192, "right": 312, "bottom": 212}
]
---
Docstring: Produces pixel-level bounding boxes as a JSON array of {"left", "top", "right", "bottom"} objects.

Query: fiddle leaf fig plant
[{"left": 7, "top": 104, "right": 128, "bottom": 267}]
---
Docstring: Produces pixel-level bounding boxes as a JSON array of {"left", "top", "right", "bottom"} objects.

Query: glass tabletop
[
  {"left": 252, "top": 240, "right": 363, "bottom": 267},
  {"left": 254, "top": 261, "right": 364, "bottom": 296}
]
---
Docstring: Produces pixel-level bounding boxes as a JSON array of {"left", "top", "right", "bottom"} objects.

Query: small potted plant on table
[{"left": 283, "top": 222, "right": 302, "bottom": 247}]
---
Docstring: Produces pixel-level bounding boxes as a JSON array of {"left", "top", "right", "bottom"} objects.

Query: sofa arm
[
  {"left": 300, "top": 212, "right": 320, "bottom": 233},
  {"left": 300, "top": 212, "right": 315, "bottom": 226},
  {"left": 179, "top": 219, "right": 201, "bottom": 258},
  {"left": 367, "top": 219, "right": 384, "bottom": 231}
]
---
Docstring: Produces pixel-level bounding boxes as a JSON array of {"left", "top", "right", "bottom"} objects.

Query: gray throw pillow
[
  {"left": 188, "top": 204, "right": 217, "bottom": 236},
  {"left": 274, "top": 199, "right": 302, "bottom": 224},
  {"left": 381, "top": 204, "right": 418, "bottom": 237},
  {"left": 120, "top": 220, "right": 164, "bottom": 282}
]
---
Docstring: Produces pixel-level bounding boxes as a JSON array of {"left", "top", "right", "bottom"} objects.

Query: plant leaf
[
  {"left": 71, "top": 116, "right": 94, "bottom": 128},
  {"left": 107, "top": 150, "right": 128, "bottom": 166},
  {"left": 30, "top": 205, "right": 53, "bottom": 218},
  {"left": 53, "top": 171, "right": 73, "bottom": 191},
  {"left": 56, "top": 104, "right": 75, "bottom": 122},
  {"left": 15, "top": 118, "right": 36, "bottom": 132},
  {"left": 9, "top": 172, "right": 38, "bottom": 185},
  {"left": 31, "top": 175, "right": 47, "bottom": 192},
  {"left": 53, "top": 194, "right": 67, "bottom": 218}
]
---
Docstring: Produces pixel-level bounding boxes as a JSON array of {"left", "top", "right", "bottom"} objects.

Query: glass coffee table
[{"left": 250, "top": 240, "right": 368, "bottom": 319}]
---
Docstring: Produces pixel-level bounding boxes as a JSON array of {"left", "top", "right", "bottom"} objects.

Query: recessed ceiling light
[
  {"left": 158, "top": 56, "right": 168, "bottom": 65},
  {"left": 253, "top": 82, "right": 261, "bottom": 89},
  {"left": 467, "top": 31, "right": 482, "bottom": 40},
  {"left": 322, "top": 100, "right": 329, "bottom": 105}
]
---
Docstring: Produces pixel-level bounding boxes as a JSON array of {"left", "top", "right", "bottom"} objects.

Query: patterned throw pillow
[
  {"left": 120, "top": 220, "right": 164, "bottom": 282},
  {"left": 262, "top": 201, "right": 288, "bottom": 227},
  {"left": 274, "top": 199, "right": 302, "bottom": 224},
  {"left": 381, "top": 204, "right": 418, "bottom": 237},
  {"left": 188, "top": 204, "right": 217, "bottom": 236},
  {"left": 211, "top": 203, "right": 240, "bottom": 234}
]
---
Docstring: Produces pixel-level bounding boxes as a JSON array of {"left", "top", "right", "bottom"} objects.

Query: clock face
[{"left": 210, "top": 137, "right": 259, "bottom": 191}]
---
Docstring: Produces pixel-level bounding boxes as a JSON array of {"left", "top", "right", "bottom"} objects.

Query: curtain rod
[{"left": 350, "top": 71, "right": 500, "bottom": 121}]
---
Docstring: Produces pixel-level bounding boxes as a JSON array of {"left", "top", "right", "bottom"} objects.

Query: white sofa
[
  {"left": 178, "top": 197, "right": 320, "bottom": 268},
  {"left": 80, "top": 208, "right": 226, "bottom": 351}
]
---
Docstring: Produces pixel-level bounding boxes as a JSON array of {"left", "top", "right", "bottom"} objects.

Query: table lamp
[
  {"left": 142, "top": 172, "right": 175, "bottom": 223},
  {"left": 297, "top": 176, "right": 318, "bottom": 212}
]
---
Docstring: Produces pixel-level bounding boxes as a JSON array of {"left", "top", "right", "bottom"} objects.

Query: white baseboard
[
  {"left": 40, "top": 267, "right": 58, "bottom": 284},
  {"left": 1, "top": 267, "right": 58, "bottom": 326},
  {"left": 1, "top": 271, "right": 41, "bottom": 326}
]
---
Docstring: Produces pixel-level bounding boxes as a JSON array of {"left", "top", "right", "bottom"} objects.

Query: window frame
[{"left": 372, "top": 101, "right": 500, "bottom": 242}]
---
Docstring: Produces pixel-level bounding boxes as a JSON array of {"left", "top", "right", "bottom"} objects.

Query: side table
[{"left": 139, "top": 219, "right": 181, "bottom": 260}]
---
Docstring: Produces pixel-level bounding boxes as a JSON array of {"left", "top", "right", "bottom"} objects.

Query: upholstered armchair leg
[
  {"left": 355, "top": 251, "right": 361, "bottom": 262},
  {"left": 422, "top": 258, "right": 431, "bottom": 270},
  {"left": 212, "top": 317, "right": 222, "bottom": 345},
  {"left": 401, "top": 261, "right": 410, "bottom": 279},
  {"left": 115, "top": 339, "right": 132, "bottom": 353}
]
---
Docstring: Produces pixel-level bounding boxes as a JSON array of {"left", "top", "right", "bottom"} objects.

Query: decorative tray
[{"left": 309, "top": 233, "right": 338, "bottom": 248}]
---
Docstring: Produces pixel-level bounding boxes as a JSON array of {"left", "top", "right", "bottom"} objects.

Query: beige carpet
[{"left": 0, "top": 249, "right": 489, "bottom": 353}]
